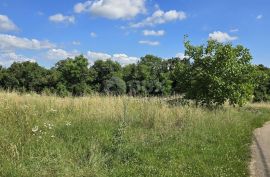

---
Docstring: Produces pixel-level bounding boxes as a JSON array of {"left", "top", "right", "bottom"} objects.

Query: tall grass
[{"left": 0, "top": 92, "right": 269, "bottom": 176}]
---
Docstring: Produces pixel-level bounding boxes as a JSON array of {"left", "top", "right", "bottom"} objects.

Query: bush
[
  {"left": 104, "top": 77, "right": 126, "bottom": 95},
  {"left": 72, "top": 82, "right": 92, "bottom": 96},
  {"left": 56, "top": 83, "right": 69, "bottom": 97}
]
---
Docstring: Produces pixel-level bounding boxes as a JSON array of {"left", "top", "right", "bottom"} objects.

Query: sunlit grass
[{"left": 0, "top": 92, "right": 269, "bottom": 176}]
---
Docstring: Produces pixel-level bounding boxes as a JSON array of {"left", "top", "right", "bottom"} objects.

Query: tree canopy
[
  {"left": 183, "top": 39, "right": 257, "bottom": 106},
  {"left": 0, "top": 39, "right": 268, "bottom": 107}
]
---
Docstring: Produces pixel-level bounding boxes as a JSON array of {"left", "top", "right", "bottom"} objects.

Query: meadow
[{"left": 0, "top": 92, "right": 269, "bottom": 177}]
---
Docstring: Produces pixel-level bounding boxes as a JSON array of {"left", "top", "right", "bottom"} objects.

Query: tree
[
  {"left": 0, "top": 66, "right": 19, "bottom": 90},
  {"left": 0, "top": 65, "right": 5, "bottom": 88},
  {"left": 43, "top": 69, "right": 61, "bottom": 92},
  {"left": 91, "top": 60, "right": 122, "bottom": 92},
  {"left": 168, "top": 58, "right": 191, "bottom": 94},
  {"left": 55, "top": 83, "right": 69, "bottom": 97},
  {"left": 123, "top": 55, "right": 172, "bottom": 96},
  {"left": 6, "top": 61, "right": 48, "bottom": 92},
  {"left": 184, "top": 39, "right": 256, "bottom": 107},
  {"left": 253, "top": 65, "right": 270, "bottom": 102},
  {"left": 104, "top": 76, "right": 126, "bottom": 95},
  {"left": 55, "top": 55, "right": 93, "bottom": 96},
  {"left": 123, "top": 64, "right": 145, "bottom": 96}
]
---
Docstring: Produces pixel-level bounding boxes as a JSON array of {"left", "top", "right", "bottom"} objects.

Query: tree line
[{"left": 0, "top": 39, "right": 269, "bottom": 107}]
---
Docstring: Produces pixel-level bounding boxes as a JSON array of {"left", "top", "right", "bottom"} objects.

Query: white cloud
[
  {"left": 143, "top": 30, "right": 165, "bottom": 36},
  {"left": 0, "top": 52, "right": 35, "bottom": 66},
  {"left": 74, "top": 1, "right": 92, "bottom": 13},
  {"left": 139, "top": 40, "right": 160, "bottom": 46},
  {"left": 90, "top": 32, "right": 97, "bottom": 38},
  {"left": 86, "top": 51, "right": 139, "bottom": 65},
  {"left": 256, "top": 14, "right": 263, "bottom": 20},
  {"left": 112, "top": 54, "right": 139, "bottom": 65},
  {"left": 46, "top": 49, "right": 79, "bottom": 60},
  {"left": 86, "top": 51, "right": 111, "bottom": 61},
  {"left": 0, "top": 14, "right": 18, "bottom": 32},
  {"left": 49, "top": 13, "right": 75, "bottom": 24},
  {"left": 175, "top": 53, "right": 186, "bottom": 59},
  {"left": 209, "top": 31, "right": 238, "bottom": 43},
  {"left": 74, "top": 0, "right": 146, "bottom": 20},
  {"left": 130, "top": 10, "right": 186, "bottom": 28},
  {"left": 0, "top": 34, "right": 55, "bottom": 51},
  {"left": 46, "top": 50, "right": 139, "bottom": 65},
  {"left": 230, "top": 28, "right": 239, "bottom": 33}
]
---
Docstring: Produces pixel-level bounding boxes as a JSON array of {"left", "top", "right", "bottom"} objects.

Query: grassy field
[{"left": 0, "top": 92, "right": 269, "bottom": 177}]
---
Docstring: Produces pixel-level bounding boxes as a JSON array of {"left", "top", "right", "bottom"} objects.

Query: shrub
[{"left": 104, "top": 77, "right": 126, "bottom": 95}]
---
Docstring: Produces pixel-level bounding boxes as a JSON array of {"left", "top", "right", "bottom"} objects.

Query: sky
[{"left": 0, "top": 0, "right": 269, "bottom": 68}]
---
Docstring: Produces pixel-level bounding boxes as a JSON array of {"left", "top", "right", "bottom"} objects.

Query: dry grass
[
  {"left": 247, "top": 102, "right": 270, "bottom": 109},
  {"left": 0, "top": 92, "right": 269, "bottom": 176}
]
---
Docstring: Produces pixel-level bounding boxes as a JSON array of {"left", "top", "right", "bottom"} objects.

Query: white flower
[
  {"left": 32, "top": 126, "right": 39, "bottom": 133},
  {"left": 51, "top": 135, "right": 55, "bottom": 138},
  {"left": 44, "top": 123, "right": 54, "bottom": 129},
  {"left": 48, "top": 123, "right": 54, "bottom": 129},
  {"left": 50, "top": 108, "right": 57, "bottom": 112},
  {"left": 66, "top": 121, "right": 71, "bottom": 126}
]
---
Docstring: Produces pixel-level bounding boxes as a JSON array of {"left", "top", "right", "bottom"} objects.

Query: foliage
[
  {"left": 92, "top": 60, "right": 122, "bottom": 92},
  {"left": 55, "top": 55, "right": 93, "bottom": 96},
  {"left": 1, "top": 61, "right": 48, "bottom": 92},
  {"left": 169, "top": 58, "right": 191, "bottom": 94},
  {"left": 184, "top": 39, "right": 257, "bottom": 107},
  {"left": 55, "top": 82, "right": 69, "bottom": 97},
  {"left": 0, "top": 38, "right": 269, "bottom": 105},
  {"left": 123, "top": 55, "right": 172, "bottom": 96},
  {"left": 104, "top": 76, "right": 126, "bottom": 95},
  {"left": 253, "top": 65, "right": 270, "bottom": 102}
]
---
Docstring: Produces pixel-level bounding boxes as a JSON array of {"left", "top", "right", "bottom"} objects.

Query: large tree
[
  {"left": 184, "top": 39, "right": 257, "bottom": 107},
  {"left": 123, "top": 55, "right": 172, "bottom": 96},
  {"left": 3, "top": 61, "right": 48, "bottom": 92},
  {"left": 55, "top": 55, "right": 93, "bottom": 96}
]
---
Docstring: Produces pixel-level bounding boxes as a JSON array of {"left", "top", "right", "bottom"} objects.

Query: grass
[{"left": 0, "top": 92, "right": 269, "bottom": 177}]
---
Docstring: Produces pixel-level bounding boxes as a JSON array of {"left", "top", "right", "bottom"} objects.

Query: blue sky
[{"left": 0, "top": 0, "right": 269, "bottom": 67}]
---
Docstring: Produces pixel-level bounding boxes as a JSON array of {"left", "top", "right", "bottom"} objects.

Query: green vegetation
[
  {"left": 183, "top": 39, "right": 256, "bottom": 106},
  {"left": 1, "top": 39, "right": 269, "bottom": 107},
  {"left": 1, "top": 38, "right": 269, "bottom": 176},
  {"left": 0, "top": 92, "right": 270, "bottom": 176}
]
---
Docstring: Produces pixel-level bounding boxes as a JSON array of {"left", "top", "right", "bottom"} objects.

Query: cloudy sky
[{"left": 0, "top": 0, "right": 269, "bottom": 67}]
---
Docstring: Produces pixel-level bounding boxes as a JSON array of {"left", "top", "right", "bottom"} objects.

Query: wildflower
[
  {"left": 66, "top": 121, "right": 71, "bottom": 126},
  {"left": 51, "top": 135, "right": 55, "bottom": 138},
  {"left": 48, "top": 123, "right": 54, "bottom": 129},
  {"left": 50, "top": 108, "right": 57, "bottom": 112},
  {"left": 32, "top": 126, "right": 39, "bottom": 133},
  {"left": 44, "top": 123, "right": 54, "bottom": 129}
]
